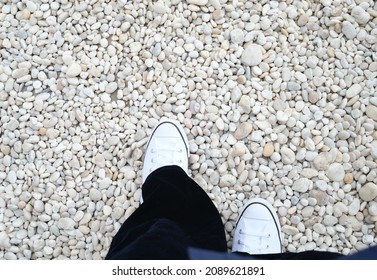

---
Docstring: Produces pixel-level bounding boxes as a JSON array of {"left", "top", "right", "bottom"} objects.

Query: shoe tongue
[
  {"left": 156, "top": 137, "right": 180, "bottom": 148},
  {"left": 240, "top": 218, "right": 270, "bottom": 235}
]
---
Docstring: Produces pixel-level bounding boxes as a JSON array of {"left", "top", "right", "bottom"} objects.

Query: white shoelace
[
  {"left": 237, "top": 229, "right": 271, "bottom": 252},
  {"left": 149, "top": 148, "right": 184, "bottom": 171}
]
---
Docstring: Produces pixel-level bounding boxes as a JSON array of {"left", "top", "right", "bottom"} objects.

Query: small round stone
[
  {"left": 89, "top": 189, "right": 102, "bottom": 201},
  {"left": 230, "top": 28, "right": 245, "bottom": 44},
  {"left": 326, "top": 163, "right": 345, "bottom": 182},
  {"left": 241, "top": 44, "right": 263, "bottom": 66},
  {"left": 359, "top": 183, "right": 377, "bottom": 202},
  {"left": 263, "top": 142, "right": 274, "bottom": 157},
  {"left": 293, "top": 178, "right": 312, "bottom": 193},
  {"left": 66, "top": 63, "right": 81, "bottom": 77},
  {"left": 234, "top": 122, "right": 253, "bottom": 140},
  {"left": 58, "top": 218, "right": 76, "bottom": 230},
  {"left": 34, "top": 200, "right": 45, "bottom": 213},
  {"left": 366, "top": 105, "right": 377, "bottom": 121}
]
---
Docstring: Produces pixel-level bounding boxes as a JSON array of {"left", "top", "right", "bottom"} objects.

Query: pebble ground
[{"left": 0, "top": 0, "right": 376, "bottom": 259}]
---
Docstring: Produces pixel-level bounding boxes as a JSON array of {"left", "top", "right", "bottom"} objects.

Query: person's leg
[
  {"left": 106, "top": 165, "right": 227, "bottom": 259},
  {"left": 232, "top": 198, "right": 343, "bottom": 260},
  {"left": 106, "top": 120, "right": 227, "bottom": 259},
  {"left": 106, "top": 218, "right": 190, "bottom": 260}
]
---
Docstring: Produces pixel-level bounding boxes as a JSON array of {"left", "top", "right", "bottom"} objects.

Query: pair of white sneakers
[{"left": 142, "top": 119, "right": 282, "bottom": 255}]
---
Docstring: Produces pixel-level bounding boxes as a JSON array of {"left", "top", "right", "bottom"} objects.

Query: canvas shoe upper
[
  {"left": 232, "top": 198, "right": 282, "bottom": 255},
  {"left": 142, "top": 119, "right": 189, "bottom": 184}
]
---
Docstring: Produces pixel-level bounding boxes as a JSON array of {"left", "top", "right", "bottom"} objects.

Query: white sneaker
[
  {"left": 142, "top": 119, "right": 189, "bottom": 183},
  {"left": 232, "top": 198, "right": 282, "bottom": 255}
]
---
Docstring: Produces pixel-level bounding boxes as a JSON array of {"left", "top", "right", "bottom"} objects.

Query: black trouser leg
[{"left": 105, "top": 166, "right": 227, "bottom": 260}]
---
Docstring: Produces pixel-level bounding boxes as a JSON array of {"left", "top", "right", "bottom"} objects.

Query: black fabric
[
  {"left": 189, "top": 247, "right": 377, "bottom": 260},
  {"left": 233, "top": 250, "right": 342, "bottom": 260},
  {"left": 105, "top": 165, "right": 227, "bottom": 259}
]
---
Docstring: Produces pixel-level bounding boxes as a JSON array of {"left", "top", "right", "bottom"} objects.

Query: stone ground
[{"left": 0, "top": 0, "right": 377, "bottom": 259}]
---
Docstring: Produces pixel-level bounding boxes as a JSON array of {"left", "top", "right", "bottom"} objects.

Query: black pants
[{"left": 105, "top": 166, "right": 342, "bottom": 260}]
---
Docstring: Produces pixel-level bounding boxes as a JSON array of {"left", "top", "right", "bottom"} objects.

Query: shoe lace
[
  {"left": 237, "top": 229, "right": 271, "bottom": 252},
  {"left": 149, "top": 148, "right": 184, "bottom": 170}
]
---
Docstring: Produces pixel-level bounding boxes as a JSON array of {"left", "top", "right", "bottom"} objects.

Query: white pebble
[
  {"left": 241, "top": 44, "right": 263, "bottom": 66},
  {"left": 326, "top": 163, "right": 345, "bottom": 182},
  {"left": 66, "top": 63, "right": 81, "bottom": 77}
]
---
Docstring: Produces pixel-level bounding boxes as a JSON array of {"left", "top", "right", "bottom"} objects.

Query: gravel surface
[{"left": 0, "top": 0, "right": 376, "bottom": 259}]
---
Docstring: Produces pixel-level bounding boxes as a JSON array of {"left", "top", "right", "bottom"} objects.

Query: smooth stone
[
  {"left": 280, "top": 146, "right": 295, "bottom": 164},
  {"left": 121, "top": 166, "right": 136, "bottom": 180},
  {"left": 7, "top": 170, "right": 17, "bottom": 183},
  {"left": 366, "top": 105, "right": 377, "bottom": 121},
  {"left": 173, "top": 83, "right": 183, "bottom": 94},
  {"left": 112, "top": 207, "right": 125, "bottom": 220},
  {"left": 187, "top": 0, "right": 208, "bottom": 5},
  {"left": 230, "top": 28, "right": 245, "bottom": 44},
  {"left": 288, "top": 82, "right": 301, "bottom": 91},
  {"left": 94, "top": 154, "right": 106, "bottom": 168},
  {"left": 209, "top": 0, "right": 221, "bottom": 9},
  {"left": 219, "top": 174, "right": 237, "bottom": 188},
  {"left": 323, "top": 215, "right": 338, "bottom": 226},
  {"left": 339, "top": 215, "right": 362, "bottom": 231},
  {"left": 334, "top": 202, "right": 348, "bottom": 217},
  {"left": 362, "top": 235, "right": 374, "bottom": 245},
  {"left": 293, "top": 178, "right": 312, "bottom": 193},
  {"left": 89, "top": 189, "right": 102, "bottom": 201},
  {"left": 108, "top": 135, "right": 120, "bottom": 146},
  {"left": 58, "top": 217, "right": 75, "bottom": 230},
  {"left": 34, "top": 200, "right": 44, "bottom": 213},
  {"left": 326, "top": 163, "right": 345, "bottom": 181},
  {"left": 263, "top": 142, "right": 274, "bottom": 157},
  {"left": 309, "top": 190, "right": 328, "bottom": 205},
  {"left": 342, "top": 21, "right": 357, "bottom": 40},
  {"left": 12, "top": 68, "right": 29, "bottom": 79},
  {"left": 251, "top": 131, "right": 262, "bottom": 142},
  {"left": 234, "top": 122, "right": 253, "bottom": 140},
  {"left": 358, "top": 183, "right": 377, "bottom": 202},
  {"left": 348, "top": 198, "right": 360, "bottom": 215},
  {"left": 66, "top": 63, "right": 81, "bottom": 77},
  {"left": 0, "top": 232, "right": 10, "bottom": 249},
  {"left": 301, "top": 168, "right": 318, "bottom": 178},
  {"left": 215, "top": 118, "right": 225, "bottom": 130},
  {"left": 276, "top": 111, "right": 288, "bottom": 123},
  {"left": 33, "top": 240, "right": 45, "bottom": 252},
  {"left": 105, "top": 82, "right": 118, "bottom": 94},
  {"left": 344, "top": 173, "right": 353, "bottom": 184},
  {"left": 16, "top": 229, "right": 28, "bottom": 240},
  {"left": 241, "top": 44, "right": 263, "bottom": 66},
  {"left": 297, "top": 14, "right": 309, "bottom": 26},
  {"left": 282, "top": 225, "right": 299, "bottom": 235},
  {"left": 75, "top": 110, "right": 86, "bottom": 122},
  {"left": 346, "top": 84, "right": 362, "bottom": 98},
  {"left": 231, "top": 143, "right": 247, "bottom": 157},
  {"left": 368, "top": 202, "right": 377, "bottom": 216},
  {"left": 239, "top": 95, "right": 252, "bottom": 113},
  {"left": 212, "top": 9, "right": 225, "bottom": 20},
  {"left": 351, "top": 6, "right": 370, "bottom": 25},
  {"left": 129, "top": 42, "right": 142, "bottom": 52},
  {"left": 313, "top": 223, "right": 326, "bottom": 234},
  {"left": 313, "top": 154, "right": 329, "bottom": 170},
  {"left": 103, "top": 205, "right": 112, "bottom": 216},
  {"left": 153, "top": 2, "right": 169, "bottom": 13},
  {"left": 79, "top": 213, "right": 92, "bottom": 225},
  {"left": 6, "top": 119, "right": 19, "bottom": 130},
  {"left": 99, "top": 178, "right": 112, "bottom": 189}
]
